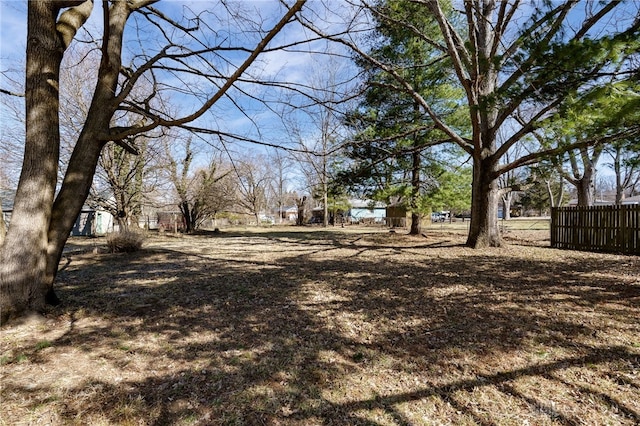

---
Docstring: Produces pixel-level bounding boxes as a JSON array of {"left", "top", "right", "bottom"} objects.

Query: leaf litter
[{"left": 1, "top": 226, "right": 639, "bottom": 425}]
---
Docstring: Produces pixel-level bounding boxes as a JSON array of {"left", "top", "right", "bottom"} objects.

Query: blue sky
[
  {"left": 0, "top": 1, "right": 26, "bottom": 89},
  {"left": 0, "top": 1, "right": 359, "bottom": 190},
  {"left": 1, "top": 1, "right": 632, "bottom": 191}
]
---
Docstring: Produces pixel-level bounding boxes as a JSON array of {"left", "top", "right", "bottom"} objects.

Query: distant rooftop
[{"left": 348, "top": 199, "right": 386, "bottom": 209}]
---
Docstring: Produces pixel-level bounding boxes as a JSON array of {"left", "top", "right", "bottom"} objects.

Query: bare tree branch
[
  {"left": 0, "top": 89, "right": 24, "bottom": 97},
  {"left": 106, "top": 0, "right": 307, "bottom": 142},
  {"left": 495, "top": 126, "right": 640, "bottom": 178},
  {"left": 56, "top": 0, "right": 94, "bottom": 50}
]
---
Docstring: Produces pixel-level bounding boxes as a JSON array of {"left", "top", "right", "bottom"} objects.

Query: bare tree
[
  {"left": 559, "top": 146, "right": 604, "bottom": 206},
  {"left": 163, "top": 136, "right": 236, "bottom": 232},
  {"left": 267, "top": 149, "right": 294, "bottom": 224},
  {"left": 606, "top": 139, "right": 640, "bottom": 204},
  {"left": 0, "top": 70, "right": 26, "bottom": 190},
  {"left": 287, "top": 54, "right": 354, "bottom": 227},
  {"left": 92, "top": 133, "right": 162, "bottom": 230},
  {"left": 0, "top": 0, "right": 307, "bottom": 323},
  {"left": 233, "top": 156, "right": 272, "bottom": 225},
  {"left": 201, "top": 166, "right": 237, "bottom": 226},
  {"left": 164, "top": 136, "right": 196, "bottom": 232},
  {"left": 497, "top": 141, "right": 531, "bottom": 220}
]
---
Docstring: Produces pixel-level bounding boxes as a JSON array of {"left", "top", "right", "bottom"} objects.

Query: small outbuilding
[
  {"left": 386, "top": 203, "right": 410, "bottom": 227},
  {"left": 1, "top": 189, "right": 114, "bottom": 237},
  {"left": 347, "top": 199, "right": 386, "bottom": 224},
  {"left": 72, "top": 208, "right": 115, "bottom": 236}
]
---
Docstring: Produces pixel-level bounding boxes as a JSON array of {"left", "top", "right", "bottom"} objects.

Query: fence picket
[{"left": 551, "top": 205, "right": 640, "bottom": 255}]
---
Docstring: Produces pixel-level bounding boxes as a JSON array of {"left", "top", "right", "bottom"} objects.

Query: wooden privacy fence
[{"left": 551, "top": 205, "right": 640, "bottom": 255}]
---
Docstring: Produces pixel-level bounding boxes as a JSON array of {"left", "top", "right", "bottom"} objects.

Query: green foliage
[
  {"left": 551, "top": 81, "right": 640, "bottom": 141},
  {"left": 422, "top": 167, "right": 472, "bottom": 213},
  {"left": 498, "top": 7, "right": 640, "bottom": 113},
  {"left": 519, "top": 184, "right": 553, "bottom": 214},
  {"left": 327, "top": 193, "right": 351, "bottom": 214},
  {"left": 340, "top": 0, "right": 470, "bottom": 214}
]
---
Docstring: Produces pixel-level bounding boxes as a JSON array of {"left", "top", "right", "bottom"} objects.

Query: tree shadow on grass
[{"left": 2, "top": 231, "right": 639, "bottom": 424}]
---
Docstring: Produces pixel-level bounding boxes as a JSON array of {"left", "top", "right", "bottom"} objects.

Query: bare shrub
[{"left": 106, "top": 230, "right": 145, "bottom": 253}]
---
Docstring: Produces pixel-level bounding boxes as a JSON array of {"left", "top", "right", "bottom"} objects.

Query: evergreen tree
[
  {"left": 302, "top": 0, "right": 640, "bottom": 247},
  {"left": 341, "top": 0, "right": 467, "bottom": 234}
]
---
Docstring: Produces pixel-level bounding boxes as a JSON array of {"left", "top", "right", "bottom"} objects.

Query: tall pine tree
[{"left": 341, "top": 0, "right": 467, "bottom": 234}]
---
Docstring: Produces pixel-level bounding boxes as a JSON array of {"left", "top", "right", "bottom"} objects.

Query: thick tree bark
[
  {"left": 296, "top": 196, "right": 307, "bottom": 226},
  {"left": 0, "top": 1, "right": 123, "bottom": 324},
  {"left": 467, "top": 156, "right": 501, "bottom": 248},
  {"left": 563, "top": 146, "right": 601, "bottom": 207},
  {"left": 181, "top": 201, "right": 193, "bottom": 233},
  {"left": 576, "top": 177, "right": 594, "bottom": 206},
  {"left": 0, "top": 1, "right": 64, "bottom": 323},
  {"left": 44, "top": 1, "right": 130, "bottom": 295}
]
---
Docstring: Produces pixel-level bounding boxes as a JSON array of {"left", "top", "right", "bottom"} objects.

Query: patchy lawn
[{"left": 1, "top": 226, "right": 639, "bottom": 425}]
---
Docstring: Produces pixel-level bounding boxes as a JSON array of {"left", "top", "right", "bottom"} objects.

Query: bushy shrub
[{"left": 106, "top": 229, "right": 145, "bottom": 253}]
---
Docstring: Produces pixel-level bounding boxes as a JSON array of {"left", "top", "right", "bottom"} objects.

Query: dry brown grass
[{"left": 1, "top": 224, "right": 639, "bottom": 425}]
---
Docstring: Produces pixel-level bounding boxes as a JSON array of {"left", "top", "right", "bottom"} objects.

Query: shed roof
[{"left": 349, "top": 199, "right": 386, "bottom": 209}]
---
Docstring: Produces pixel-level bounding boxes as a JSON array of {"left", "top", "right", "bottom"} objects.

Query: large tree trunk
[
  {"left": 463, "top": 1, "right": 501, "bottom": 248},
  {"left": 467, "top": 157, "right": 501, "bottom": 248},
  {"left": 181, "top": 201, "right": 193, "bottom": 233},
  {"left": 574, "top": 153, "right": 595, "bottom": 207},
  {"left": 296, "top": 196, "right": 307, "bottom": 226},
  {"left": 1, "top": 1, "right": 128, "bottom": 324},
  {"left": 46, "top": 127, "right": 109, "bottom": 286},
  {"left": 44, "top": 1, "right": 129, "bottom": 299},
  {"left": 615, "top": 185, "right": 625, "bottom": 205},
  {"left": 0, "top": 2, "right": 64, "bottom": 323},
  {"left": 576, "top": 177, "right": 594, "bottom": 206},
  {"left": 565, "top": 146, "right": 600, "bottom": 207}
]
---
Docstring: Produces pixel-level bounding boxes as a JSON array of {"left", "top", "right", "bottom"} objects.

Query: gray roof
[{"left": 349, "top": 199, "right": 386, "bottom": 209}]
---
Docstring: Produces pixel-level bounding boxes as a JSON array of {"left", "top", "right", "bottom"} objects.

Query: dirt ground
[{"left": 1, "top": 225, "right": 639, "bottom": 425}]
